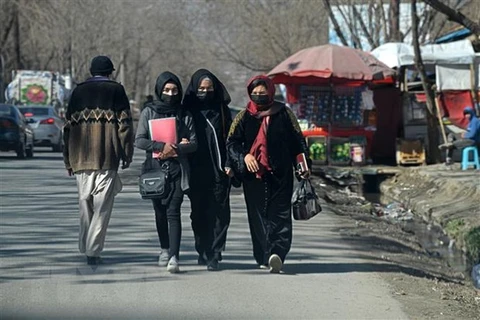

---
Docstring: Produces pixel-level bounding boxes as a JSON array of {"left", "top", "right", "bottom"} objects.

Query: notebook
[
  {"left": 148, "top": 117, "right": 177, "bottom": 158},
  {"left": 296, "top": 153, "right": 308, "bottom": 173}
]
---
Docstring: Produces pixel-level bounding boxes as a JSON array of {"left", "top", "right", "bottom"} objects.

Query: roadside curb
[{"left": 380, "top": 164, "right": 480, "bottom": 264}]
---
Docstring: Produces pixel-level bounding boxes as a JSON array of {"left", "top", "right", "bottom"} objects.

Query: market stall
[
  {"left": 268, "top": 44, "right": 395, "bottom": 166},
  {"left": 371, "top": 39, "right": 477, "bottom": 163}
]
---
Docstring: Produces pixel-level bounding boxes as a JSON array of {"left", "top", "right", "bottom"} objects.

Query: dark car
[
  {"left": 18, "top": 105, "right": 64, "bottom": 152},
  {"left": 0, "top": 104, "right": 34, "bottom": 158}
]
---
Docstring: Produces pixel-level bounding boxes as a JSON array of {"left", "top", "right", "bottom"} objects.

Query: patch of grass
[
  {"left": 465, "top": 227, "right": 480, "bottom": 265},
  {"left": 444, "top": 219, "right": 466, "bottom": 239}
]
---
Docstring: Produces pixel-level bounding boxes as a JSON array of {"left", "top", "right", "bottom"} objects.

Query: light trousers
[{"left": 76, "top": 169, "right": 122, "bottom": 257}]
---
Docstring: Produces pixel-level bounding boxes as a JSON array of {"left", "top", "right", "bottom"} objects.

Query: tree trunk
[
  {"left": 0, "top": 54, "right": 5, "bottom": 103},
  {"left": 411, "top": 0, "right": 441, "bottom": 164},
  {"left": 389, "top": 0, "right": 401, "bottom": 41},
  {"left": 14, "top": 4, "right": 22, "bottom": 70},
  {"left": 423, "top": 0, "right": 480, "bottom": 35}
]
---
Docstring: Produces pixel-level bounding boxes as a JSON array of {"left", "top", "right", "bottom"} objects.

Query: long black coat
[
  {"left": 227, "top": 103, "right": 309, "bottom": 181},
  {"left": 226, "top": 103, "right": 309, "bottom": 265}
]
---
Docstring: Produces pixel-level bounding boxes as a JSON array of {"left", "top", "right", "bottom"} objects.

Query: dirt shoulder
[
  {"left": 380, "top": 164, "right": 480, "bottom": 264},
  {"left": 312, "top": 177, "right": 480, "bottom": 319}
]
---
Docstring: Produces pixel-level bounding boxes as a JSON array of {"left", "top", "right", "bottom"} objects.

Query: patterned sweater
[{"left": 63, "top": 78, "right": 134, "bottom": 172}]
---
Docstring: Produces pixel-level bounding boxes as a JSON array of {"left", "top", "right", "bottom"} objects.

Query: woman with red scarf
[{"left": 227, "top": 75, "right": 310, "bottom": 273}]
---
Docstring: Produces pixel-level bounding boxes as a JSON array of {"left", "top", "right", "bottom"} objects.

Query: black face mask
[
  {"left": 251, "top": 94, "right": 270, "bottom": 106},
  {"left": 161, "top": 93, "right": 180, "bottom": 105},
  {"left": 197, "top": 91, "right": 214, "bottom": 102}
]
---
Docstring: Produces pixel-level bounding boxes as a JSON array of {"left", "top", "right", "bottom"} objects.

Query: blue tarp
[{"left": 435, "top": 28, "right": 472, "bottom": 44}]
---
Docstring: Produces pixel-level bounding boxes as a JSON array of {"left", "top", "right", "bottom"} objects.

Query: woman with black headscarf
[
  {"left": 135, "top": 71, "right": 197, "bottom": 273},
  {"left": 183, "top": 69, "right": 234, "bottom": 271},
  {"left": 227, "top": 75, "right": 310, "bottom": 273}
]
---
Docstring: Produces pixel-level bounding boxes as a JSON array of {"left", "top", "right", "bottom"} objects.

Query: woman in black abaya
[
  {"left": 183, "top": 69, "right": 234, "bottom": 271},
  {"left": 227, "top": 75, "right": 310, "bottom": 273}
]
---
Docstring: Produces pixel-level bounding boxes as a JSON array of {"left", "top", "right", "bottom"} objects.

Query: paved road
[{"left": 0, "top": 149, "right": 408, "bottom": 319}]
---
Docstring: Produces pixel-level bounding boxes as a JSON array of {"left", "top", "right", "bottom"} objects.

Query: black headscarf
[
  {"left": 183, "top": 69, "right": 231, "bottom": 111},
  {"left": 146, "top": 71, "right": 183, "bottom": 115}
]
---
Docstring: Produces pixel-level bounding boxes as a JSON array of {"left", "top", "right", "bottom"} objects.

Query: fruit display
[
  {"left": 329, "top": 138, "right": 351, "bottom": 164},
  {"left": 309, "top": 142, "right": 327, "bottom": 162},
  {"left": 307, "top": 136, "right": 327, "bottom": 163}
]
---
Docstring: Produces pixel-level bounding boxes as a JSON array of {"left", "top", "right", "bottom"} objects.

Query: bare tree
[
  {"left": 411, "top": 0, "right": 441, "bottom": 163},
  {"left": 323, "top": 0, "right": 469, "bottom": 50},
  {"left": 196, "top": 0, "right": 329, "bottom": 72},
  {"left": 423, "top": 0, "right": 480, "bottom": 35}
]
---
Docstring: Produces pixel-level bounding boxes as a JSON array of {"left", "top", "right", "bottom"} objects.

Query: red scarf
[{"left": 246, "top": 75, "right": 283, "bottom": 179}]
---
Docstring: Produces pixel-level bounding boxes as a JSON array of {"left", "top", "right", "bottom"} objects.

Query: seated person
[{"left": 442, "top": 106, "right": 480, "bottom": 165}]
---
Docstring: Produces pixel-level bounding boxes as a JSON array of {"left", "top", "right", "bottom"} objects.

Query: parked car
[
  {"left": 18, "top": 105, "right": 64, "bottom": 152},
  {"left": 0, "top": 104, "right": 34, "bottom": 158}
]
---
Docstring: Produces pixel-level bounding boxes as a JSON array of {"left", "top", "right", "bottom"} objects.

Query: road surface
[{"left": 0, "top": 149, "right": 408, "bottom": 319}]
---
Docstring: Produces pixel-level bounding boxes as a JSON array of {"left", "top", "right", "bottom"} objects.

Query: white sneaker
[
  {"left": 166, "top": 256, "right": 180, "bottom": 273},
  {"left": 268, "top": 254, "right": 282, "bottom": 273},
  {"left": 158, "top": 249, "right": 169, "bottom": 267}
]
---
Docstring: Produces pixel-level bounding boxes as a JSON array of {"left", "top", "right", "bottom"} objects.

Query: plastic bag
[
  {"left": 291, "top": 179, "right": 322, "bottom": 220},
  {"left": 472, "top": 264, "right": 480, "bottom": 289}
]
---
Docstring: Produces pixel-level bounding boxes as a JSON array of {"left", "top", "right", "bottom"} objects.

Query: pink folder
[{"left": 148, "top": 117, "right": 177, "bottom": 158}]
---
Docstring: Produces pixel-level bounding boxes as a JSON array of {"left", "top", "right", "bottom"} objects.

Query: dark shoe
[
  {"left": 218, "top": 252, "right": 223, "bottom": 262},
  {"left": 87, "top": 256, "right": 100, "bottom": 265},
  {"left": 198, "top": 254, "right": 207, "bottom": 266},
  {"left": 207, "top": 259, "right": 219, "bottom": 271}
]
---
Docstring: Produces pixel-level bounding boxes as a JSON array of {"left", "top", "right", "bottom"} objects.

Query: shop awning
[{"left": 268, "top": 44, "right": 396, "bottom": 84}]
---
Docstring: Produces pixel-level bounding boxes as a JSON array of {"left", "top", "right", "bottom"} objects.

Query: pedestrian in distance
[
  {"left": 227, "top": 75, "right": 310, "bottom": 273},
  {"left": 183, "top": 69, "right": 235, "bottom": 271},
  {"left": 63, "top": 55, "right": 134, "bottom": 266},
  {"left": 135, "top": 71, "right": 197, "bottom": 273}
]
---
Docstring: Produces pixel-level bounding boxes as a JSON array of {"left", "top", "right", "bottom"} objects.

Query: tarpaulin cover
[
  {"left": 371, "top": 40, "right": 475, "bottom": 68},
  {"left": 438, "top": 91, "right": 475, "bottom": 129}
]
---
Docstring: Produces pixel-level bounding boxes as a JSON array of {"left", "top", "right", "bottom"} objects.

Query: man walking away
[{"left": 63, "top": 55, "right": 134, "bottom": 265}]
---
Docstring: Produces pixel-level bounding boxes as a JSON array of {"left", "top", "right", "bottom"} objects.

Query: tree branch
[
  {"left": 352, "top": 4, "right": 377, "bottom": 48},
  {"left": 322, "top": 0, "right": 349, "bottom": 46},
  {"left": 423, "top": 0, "right": 480, "bottom": 35}
]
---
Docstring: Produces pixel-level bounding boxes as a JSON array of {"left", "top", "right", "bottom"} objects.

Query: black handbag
[
  {"left": 291, "top": 179, "right": 322, "bottom": 220},
  {"left": 138, "top": 159, "right": 170, "bottom": 200}
]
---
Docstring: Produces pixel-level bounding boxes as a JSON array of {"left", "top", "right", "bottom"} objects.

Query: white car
[{"left": 18, "top": 105, "right": 64, "bottom": 152}]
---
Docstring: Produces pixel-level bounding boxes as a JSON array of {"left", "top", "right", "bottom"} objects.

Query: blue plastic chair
[{"left": 461, "top": 146, "right": 480, "bottom": 170}]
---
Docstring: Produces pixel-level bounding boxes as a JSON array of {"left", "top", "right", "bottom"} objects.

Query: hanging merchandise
[
  {"left": 298, "top": 86, "right": 332, "bottom": 127},
  {"left": 332, "top": 87, "right": 364, "bottom": 127},
  {"left": 361, "top": 88, "right": 375, "bottom": 110}
]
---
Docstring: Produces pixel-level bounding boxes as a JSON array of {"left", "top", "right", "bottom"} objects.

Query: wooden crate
[{"left": 396, "top": 138, "right": 426, "bottom": 166}]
